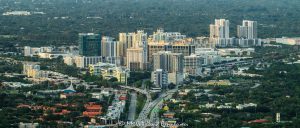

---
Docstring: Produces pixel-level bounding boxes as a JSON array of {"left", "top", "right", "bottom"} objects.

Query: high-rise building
[
  {"left": 193, "top": 37, "right": 212, "bottom": 48},
  {"left": 153, "top": 51, "right": 183, "bottom": 73},
  {"left": 119, "top": 30, "right": 148, "bottom": 66},
  {"left": 151, "top": 69, "right": 168, "bottom": 88},
  {"left": 134, "top": 30, "right": 148, "bottom": 48},
  {"left": 150, "top": 28, "right": 186, "bottom": 42},
  {"left": 148, "top": 43, "right": 195, "bottom": 65},
  {"left": 79, "top": 33, "right": 101, "bottom": 56},
  {"left": 237, "top": 20, "right": 257, "bottom": 39},
  {"left": 210, "top": 19, "right": 230, "bottom": 39},
  {"left": 126, "top": 48, "right": 146, "bottom": 71},
  {"left": 118, "top": 33, "right": 127, "bottom": 57},
  {"left": 152, "top": 51, "right": 184, "bottom": 86},
  {"left": 184, "top": 54, "right": 205, "bottom": 76},
  {"left": 120, "top": 30, "right": 147, "bottom": 49},
  {"left": 209, "top": 19, "right": 231, "bottom": 47},
  {"left": 102, "top": 36, "right": 118, "bottom": 57}
]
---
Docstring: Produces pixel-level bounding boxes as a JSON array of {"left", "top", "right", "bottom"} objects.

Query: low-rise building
[
  {"left": 195, "top": 48, "right": 222, "bottom": 65},
  {"left": 38, "top": 52, "right": 70, "bottom": 59},
  {"left": 19, "top": 122, "right": 39, "bottom": 128},
  {"left": 24, "top": 46, "right": 53, "bottom": 57},
  {"left": 207, "top": 80, "right": 231, "bottom": 86},
  {"left": 83, "top": 102, "right": 103, "bottom": 118},
  {"left": 218, "top": 48, "right": 255, "bottom": 56},
  {"left": 163, "top": 112, "right": 175, "bottom": 119},
  {"left": 89, "top": 62, "right": 129, "bottom": 83},
  {"left": 2, "top": 82, "right": 34, "bottom": 88},
  {"left": 275, "top": 37, "right": 300, "bottom": 45},
  {"left": 74, "top": 56, "right": 104, "bottom": 68},
  {"left": 236, "top": 103, "right": 257, "bottom": 110}
]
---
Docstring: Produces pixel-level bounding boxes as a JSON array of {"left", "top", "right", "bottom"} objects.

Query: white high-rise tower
[
  {"left": 210, "top": 19, "right": 230, "bottom": 39},
  {"left": 237, "top": 20, "right": 257, "bottom": 39}
]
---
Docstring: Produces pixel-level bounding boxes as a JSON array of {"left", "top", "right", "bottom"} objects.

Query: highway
[
  {"left": 149, "top": 89, "right": 177, "bottom": 128},
  {"left": 136, "top": 88, "right": 177, "bottom": 127},
  {"left": 127, "top": 92, "right": 137, "bottom": 121},
  {"left": 120, "top": 85, "right": 177, "bottom": 128}
]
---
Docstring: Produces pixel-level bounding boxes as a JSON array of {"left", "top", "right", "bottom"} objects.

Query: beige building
[
  {"left": 151, "top": 51, "right": 184, "bottom": 86},
  {"left": 126, "top": 48, "right": 147, "bottom": 71},
  {"left": 184, "top": 54, "right": 205, "bottom": 76},
  {"left": 89, "top": 62, "right": 129, "bottom": 83},
  {"left": 210, "top": 19, "right": 230, "bottom": 39},
  {"left": 119, "top": 30, "right": 148, "bottom": 67},
  {"left": 23, "top": 63, "right": 41, "bottom": 78},
  {"left": 148, "top": 42, "right": 195, "bottom": 65}
]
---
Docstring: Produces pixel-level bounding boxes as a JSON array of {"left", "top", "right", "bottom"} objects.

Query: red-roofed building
[
  {"left": 17, "top": 104, "right": 31, "bottom": 108},
  {"left": 54, "top": 109, "right": 71, "bottom": 115},
  {"left": 248, "top": 119, "right": 269, "bottom": 124},
  {"left": 83, "top": 102, "right": 102, "bottom": 118},
  {"left": 163, "top": 112, "right": 175, "bottom": 119},
  {"left": 119, "top": 95, "right": 127, "bottom": 100}
]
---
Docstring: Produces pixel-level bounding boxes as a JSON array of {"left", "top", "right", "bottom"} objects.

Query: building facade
[
  {"left": 151, "top": 51, "right": 184, "bottom": 86},
  {"left": 151, "top": 69, "right": 168, "bottom": 88},
  {"left": 74, "top": 56, "right": 104, "bottom": 68},
  {"left": 210, "top": 19, "right": 230, "bottom": 39},
  {"left": 147, "top": 43, "right": 195, "bottom": 65},
  {"left": 126, "top": 48, "right": 147, "bottom": 71},
  {"left": 184, "top": 54, "right": 205, "bottom": 76},
  {"left": 237, "top": 20, "right": 257, "bottom": 39},
  {"left": 79, "top": 33, "right": 102, "bottom": 56},
  {"left": 89, "top": 62, "right": 129, "bottom": 83}
]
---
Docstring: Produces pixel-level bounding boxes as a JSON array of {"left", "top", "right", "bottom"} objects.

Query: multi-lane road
[
  {"left": 127, "top": 92, "right": 137, "bottom": 121},
  {"left": 120, "top": 85, "right": 177, "bottom": 128}
]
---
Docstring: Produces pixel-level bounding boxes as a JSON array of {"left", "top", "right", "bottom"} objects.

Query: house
[
  {"left": 236, "top": 103, "right": 257, "bottom": 110},
  {"left": 207, "top": 80, "right": 231, "bottom": 86},
  {"left": 248, "top": 119, "right": 269, "bottom": 124},
  {"left": 19, "top": 122, "right": 39, "bottom": 128},
  {"left": 163, "top": 112, "right": 175, "bottom": 119},
  {"left": 83, "top": 102, "right": 103, "bottom": 118}
]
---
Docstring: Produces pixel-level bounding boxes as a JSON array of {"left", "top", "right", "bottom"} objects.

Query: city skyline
[{"left": 1, "top": 1, "right": 300, "bottom": 128}]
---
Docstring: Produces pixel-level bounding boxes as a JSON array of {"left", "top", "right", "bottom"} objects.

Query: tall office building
[
  {"left": 134, "top": 30, "right": 148, "bottom": 48},
  {"left": 102, "top": 36, "right": 118, "bottom": 57},
  {"left": 184, "top": 54, "right": 205, "bottom": 76},
  {"left": 118, "top": 33, "right": 127, "bottom": 57},
  {"left": 120, "top": 30, "right": 147, "bottom": 49},
  {"left": 210, "top": 19, "right": 230, "bottom": 39},
  {"left": 79, "top": 33, "right": 101, "bottom": 56},
  {"left": 119, "top": 33, "right": 134, "bottom": 50},
  {"left": 150, "top": 28, "right": 186, "bottom": 43},
  {"left": 147, "top": 43, "right": 195, "bottom": 64},
  {"left": 120, "top": 30, "right": 148, "bottom": 68},
  {"left": 153, "top": 51, "right": 183, "bottom": 73},
  {"left": 126, "top": 48, "right": 146, "bottom": 71},
  {"left": 152, "top": 51, "right": 184, "bottom": 85},
  {"left": 237, "top": 20, "right": 257, "bottom": 39}
]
